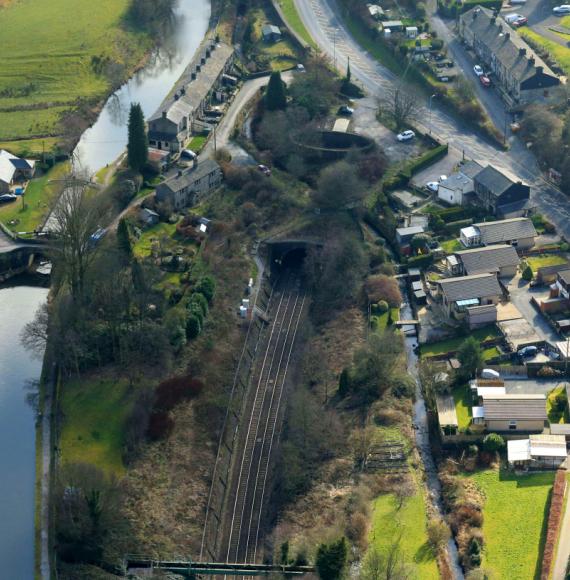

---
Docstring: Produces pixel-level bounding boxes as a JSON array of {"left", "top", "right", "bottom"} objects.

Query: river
[
  {"left": 0, "top": 284, "right": 48, "bottom": 579},
  {"left": 74, "top": 0, "right": 211, "bottom": 175}
]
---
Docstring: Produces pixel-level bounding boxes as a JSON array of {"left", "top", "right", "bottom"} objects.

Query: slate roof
[
  {"left": 475, "top": 165, "right": 517, "bottom": 197},
  {"left": 474, "top": 217, "right": 537, "bottom": 244},
  {"left": 149, "top": 41, "right": 234, "bottom": 125},
  {"left": 157, "top": 159, "right": 220, "bottom": 195},
  {"left": 483, "top": 394, "right": 547, "bottom": 421},
  {"left": 537, "top": 263, "right": 570, "bottom": 277},
  {"left": 262, "top": 24, "right": 281, "bottom": 36},
  {"left": 497, "top": 198, "right": 534, "bottom": 215},
  {"left": 460, "top": 160, "right": 485, "bottom": 179},
  {"left": 462, "top": 6, "right": 559, "bottom": 85},
  {"left": 438, "top": 272, "right": 503, "bottom": 302},
  {"left": 0, "top": 150, "right": 34, "bottom": 185},
  {"left": 455, "top": 244, "right": 520, "bottom": 275},
  {"left": 558, "top": 269, "right": 570, "bottom": 286}
]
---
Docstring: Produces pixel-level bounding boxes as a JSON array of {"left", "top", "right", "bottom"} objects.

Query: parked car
[
  {"left": 505, "top": 13, "right": 527, "bottom": 26},
  {"left": 0, "top": 194, "right": 17, "bottom": 204},
  {"left": 181, "top": 148, "right": 197, "bottom": 160},
  {"left": 518, "top": 345, "right": 538, "bottom": 358},
  {"left": 338, "top": 105, "right": 354, "bottom": 115},
  {"left": 437, "top": 75, "right": 450, "bottom": 83},
  {"left": 481, "top": 368, "right": 501, "bottom": 379},
  {"left": 426, "top": 181, "right": 439, "bottom": 193},
  {"left": 296, "top": 63, "right": 306, "bottom": 72},
  {"left": 553, "top": 4, "right": 570, "bottom": 14},
  {"left": 396, "top": 130, "right": 415, "bottom": 142},
  {"left": 480, "top": 75, "right": 491, "bottom": 87},
  {"left": 473, "top": 65, "right": 484, "bottom": 76},
  {"left": 510, "top": 0, "right": 527, "bottom": 4},
  {"left": 257, "top": 164, "right": 271, "bottom": 176}
]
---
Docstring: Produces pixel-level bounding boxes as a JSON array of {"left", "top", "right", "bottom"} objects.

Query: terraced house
[{"left": 459, "top": 6, "right": 565, "bottom": 108}]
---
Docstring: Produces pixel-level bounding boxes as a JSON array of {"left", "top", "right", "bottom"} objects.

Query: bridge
[{"left": 125, "top": 557, "right": 315, "bottom": 577}]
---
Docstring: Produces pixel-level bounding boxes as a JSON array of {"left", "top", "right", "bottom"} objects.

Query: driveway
[
  {"left": 503, "top": 378, "right": 568, "bottom": 394},
  {"left": 507, "top": 277, "right": 561, "bottom": 343},
  {"left": 410, "top": 148, "right": 463, "bottom": 190}
]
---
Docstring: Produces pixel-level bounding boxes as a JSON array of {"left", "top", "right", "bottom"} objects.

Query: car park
[
  {"left": 0, "top": 194, "right": 17, "bottom": 204},
  {"left": 480, "top": 75, "right": 491, "bottom": 87},
  {"left": 473, "top": 65, "right": 484, "bottom": 76},
  {"left": 338, "top": 105, "right": 354, "bottom": 115},
  {"left": 396, "top": 130, "right": 415, "bottom": 142},
  {"left": 553, "top": 4, "right": 570, "bottom": 14}
]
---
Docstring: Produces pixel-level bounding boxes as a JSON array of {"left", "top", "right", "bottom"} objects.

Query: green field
[
  {"left": 0, "top": 0, "right": 151, "bottom": 149},
  {"left": 369, "top": 488, "right": 439, "bottom": 579},
  {"left": 59, "top": 376, "right": 134, "bottom": 475},
  {"left": 520, "top": 29, "right": 570, "bottom": 76},
  {"left": 277, "top": 0, "right": 318, "bottom": 48},
  {"left": 420, "top": 326, "right": 501, "bottom": 358},
  {"left": 462, "top": 469, "right": 554, "bottom": 579},
  {"left": 0, "top": 162, "right": 69, "bottom": 232}
]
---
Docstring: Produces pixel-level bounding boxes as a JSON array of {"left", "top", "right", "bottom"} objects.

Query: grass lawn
[
  {"left": 59, "top": 377, "right": 133, "bottom": 476},
  {"left": 277, "top": 0, "right": 318, "bottom": 48},
  {"left": 188, "top": 134, "right": 208, "bottom": 153},
  {"left": 370, "top": 487, "right": 439, "bottom": 579},
  {"left": 546, "top": 385, "right": 569, "bottom": 424},
  {"left": 420, "top": 326, "right": 501, "bottom": 358},
  {"left": 482, "top": 345, "right": 501, "bottom": 361},
  {"left": 0, "top": 162, "right": 69, "bottom": 232},
  {"left": 526, "top": 254, "right": 568, "bottom": 271},
  {"left": 440, "top": 238, "right": 462, "bottom": 254},
  {"left": 520, "top": 29, "right": 570, "bottom": 76},
  {"left": 453, "top": 383, "right": 473, "bottom": 431},
  {"left": 133, "top": 221, "right": 178, "bottom": 259},
  {"left": 372, "top": 307, "right": 400, "bottom": 332},
  {"left": 0, "top": 0, "right": 150, "bottom": 149},
  {"left": 462, "top": 469, "right": 554, "bottom": 580}
]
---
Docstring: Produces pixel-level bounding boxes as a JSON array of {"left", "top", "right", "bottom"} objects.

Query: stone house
[
  {"left": 436, "top": 272, "right": 503, "bottom": 318},
  {"left": 454, "top": 244, "right": 520, "bottom": 277},
  {"left": 473, "top": 165, "right": 531, "bottom": 217}
]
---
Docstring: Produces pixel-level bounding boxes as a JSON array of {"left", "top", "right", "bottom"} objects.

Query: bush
[
  {"left": 364, "top": 275, "right": 402, "bottom": 306},
  {"left": 522, "top": 264, "right": 533, "bottom": 281},
  {"left": 427, "top": 518, "right": 451, "bottom": 551},
  {"left": 407, "top": 253, "right": 434, "bottom": 269},
  {"left": 154, "top": 375, "right": 204, "bottom": 411},
  {"left": 483, "top": 433, "right": 505, "bottom": 453},
  {"left": 186, "top": 314, "right": 202, "bottom": 339},
  {"left": 188, "top": 292, "right": 209, "bottom": 317},
  {"left": 372, "top": 300, "right": 389, "bottom": 314},
  {"left": 196, "top": 275, "right": 216, "bottom": 303},
  {"left": 431, "top": 38, "right": 444, "bottom": 51},
  {"left": 147, "top": 411, "right": 174, "bottom": 440}
]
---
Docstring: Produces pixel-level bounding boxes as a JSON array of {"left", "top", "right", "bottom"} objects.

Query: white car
[
  {"left": 473, "top": 65, "right": 484, "bottom": 76},
  {"left": 426, "top": 181, "right": 439, "bottom": 193},
  {"left": 553, "top": 4, "right": 570, "bottom": 13},
  {"left": 510, "top": 0, "right": 527, "bottom": 4},
  {"left": 396, "top": 130, "right": 415, "bottom": 142}
]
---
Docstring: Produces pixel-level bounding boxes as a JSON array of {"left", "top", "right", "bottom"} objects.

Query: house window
[{"left": 509, "top": 421, "right": 517, "bottom": 430}]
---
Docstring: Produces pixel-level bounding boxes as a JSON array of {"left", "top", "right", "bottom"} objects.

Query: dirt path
[{"left": 553, "top": 481, "right": 570, "bottom": 580}]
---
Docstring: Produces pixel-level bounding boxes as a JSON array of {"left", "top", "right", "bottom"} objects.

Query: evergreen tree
[
  {"left": 117, "top": 218, "right": 132, "bottom": 258},
  {"left": 316, "top": 537, "right": 347, "bottom": 580},
  {"left": 265, "top": 71, "right": 287, "bottom": 111},
  {"left": 522, "top": 264, "right": 533, "bottom": 281},
  {"left": 457, "top": 336, "right": 484, "bottom": 379},
  {"left": 338, "top": 368, "right": 350, "bottom": 398},
  {"left": 127, "top": 102, "right": 148, "bottom": 173}
]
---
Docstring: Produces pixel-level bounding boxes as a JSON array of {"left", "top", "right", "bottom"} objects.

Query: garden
[{"left": 420, "top": 326, "right": 502, "bottom": 359}]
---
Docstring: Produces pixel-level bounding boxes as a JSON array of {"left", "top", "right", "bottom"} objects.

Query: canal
[
  {"left": 0, "top": 284, "right": 48, "bottom": 579},
  {"left": 74, "top": 0, "right": 211, "bottom": 175}
]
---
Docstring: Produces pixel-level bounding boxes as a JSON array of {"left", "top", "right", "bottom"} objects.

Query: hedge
[
  {"left": 407, "top": 253, "right": 434, "bottom": 269},
  {"left": 443, "top": 218, "right": 473, "bottom": 235}
]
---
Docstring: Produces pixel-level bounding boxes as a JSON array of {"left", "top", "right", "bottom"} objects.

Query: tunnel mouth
[{"left": 279, "top": 248, "right": 307, "bottom": 270}]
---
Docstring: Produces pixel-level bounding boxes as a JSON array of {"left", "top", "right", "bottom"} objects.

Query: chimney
[
  {"left": 491, "top": 15, "right": 496, "bottom": 24},
  {"left": 201, "top": 56, "right": 206, "bottom": 65},
  {"left": 180, "top": 86, "right": 186, "bottom": 95},
  {"left": 196, "top": 64, "right": 201, "bottom": 72},
  {"left": 162, "top": 111, "right": 167, "bottom": 119},
  {"left": 529, "top": 56, "right": 535, "bottom": 65},
  {"left": 178, "top": 170, "right": 183, "bottom": 177},
  {"left": 536, "top": 65, "right": 544, "bottom": 74},
  {"left": 473, "top": 9, "right": 478, "bottom": 18},
  {"left": 191, "top": 71, "right": 196, "bottom": 80},
  {"left": 519, "top": 47, "right": 526, "bottom": 57},
  {"left": 206, "top": 48, "right": 211, "bottom": 58},
  {"left": 506, "top": 32, "right": 510, "bottom": 39},
  {"left": 498, "top": 24, "right": 503, "bottom": 33},
  {"left": 193, "top": 156, "right": 199, "bottom": 169},
  {"left": 174, "top": 93, "right": 179, "bottom": 100}
]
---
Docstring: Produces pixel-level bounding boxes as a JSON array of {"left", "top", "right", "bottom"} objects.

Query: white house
[{"left": 0, "top": 150, "right": 36, "bottom": 193}]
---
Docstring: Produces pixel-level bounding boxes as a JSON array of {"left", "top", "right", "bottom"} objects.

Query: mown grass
[
  {"left": 372, "top": 307, "right": 400, "bottom": 332},
  {"left": 188, "top": 134, "right": 208, "bottom": 153},
  {"left": 132, "top": 221, "right": 178, "bottom": 259},
  {"left": 520, "top": 29, "right": 570, "bottom": 76},
  {"left": 546, "top": 385, "right": 569, "bottom": 424},
  {"left": 420, "top": 326, "right": 501, "bottom": 358},
  {"left": 0, "top": 0, "right": 150, "bottom": 148},
  {"left": 0, "top": 161, "right": 69, "bottom": 232},
  {"left": 526, "top": 254, "right": 568, "bottom": 271},
  {"left": 462, "top": 469, "right": 554, "bottom": 580},
  {"left": 59, "top": 377, "right": 133, "bottom": 476},
  {"left": 277, "top": 0, "right": 318, "bottom": 48},
  {"left": 453, "top": 383, "right": 473, "bottom": 431},
  {"left": 370, "top": 487, "right": 439, "bottom": 579},
  {"left": 441, "top": 238, "right": 462, "bottom": 254}
]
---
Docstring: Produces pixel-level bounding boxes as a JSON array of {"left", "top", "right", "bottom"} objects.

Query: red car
[{"left": 479, "top": 75, "right": 491, "bottom": 87}]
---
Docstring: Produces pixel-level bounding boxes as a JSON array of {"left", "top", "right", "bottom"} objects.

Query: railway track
[{"left": 223, "top": 274, "right": 306, "bottom": 565}]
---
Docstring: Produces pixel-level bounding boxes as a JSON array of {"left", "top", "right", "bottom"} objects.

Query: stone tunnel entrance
[{"left": 263, "top": 239, "right": 322, "bottom": 276}]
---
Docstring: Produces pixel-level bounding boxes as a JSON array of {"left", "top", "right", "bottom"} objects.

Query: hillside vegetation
[{"left": 0, "top": 0, "right": 151, "bottom": 154}]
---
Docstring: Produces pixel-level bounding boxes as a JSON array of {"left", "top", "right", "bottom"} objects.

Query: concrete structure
[
  {"left": 454, "top": 244, "right": 520, "bottom": 277},
  {"left": 459, "top": 6, "right": 565, "bottom": 108},
  {"left": 460, "top": 218, "right": 536, "bottom": 249},
  {"left": 155, "top": 159, "right": 222, "bottom": 210},
  {"left": 0, "top": 150, "right": 35, "bottom": 193},
  {"left": 332, "top": 118, "right": 350, "bottom": 133},
  {"left": 437, "top": 272, "right": 503, "bottom": 318},
  {"left": 262, "top": 24, "right": 282, "bottom": 43},
  {"left": 148, "top": 41, "right": 234, "bottom": 153},
  {"left": 437, "top": 160, "right": 483, "bottom": 205},
  {"left": 508, "top": 434, "right": 567, "bottom": 469},
  {"left": 473, "top": 165, "right": 531, "bottom": 217},
  {"left": 483, "top": 393, "right": 547, "bottom": 432},
  {"left": 498, "top": 317, "right": 542, "bottom": 350}
]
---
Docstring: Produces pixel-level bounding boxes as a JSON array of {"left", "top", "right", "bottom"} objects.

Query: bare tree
[
  {"left": 360, "top": 539, "right": 413, "bottom": 580},
  {"left": 21, "top": 301, "right": 49, "bottom": 357},
  {"left": 380, "top": 87, "right": 420, "bottom": 131},
  {"left": 49, "top": 176, "right": 104, "bottom": 302},
  {"left": 349, "top": 426, "right": 377, "bottom": 471}
]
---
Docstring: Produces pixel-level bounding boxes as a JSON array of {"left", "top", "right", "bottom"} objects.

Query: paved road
[{"left": 295, "top": 0, "right": 570, "bottom": 240}]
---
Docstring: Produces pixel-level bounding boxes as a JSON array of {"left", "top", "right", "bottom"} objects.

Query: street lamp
[{"left": 428, "top": 94, "right": 437, "bottom": 135}]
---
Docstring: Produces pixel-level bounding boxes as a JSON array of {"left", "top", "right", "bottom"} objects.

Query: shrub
[
  {"left": 483, "top": 433, "right": 505, "bottom": 453},
  {"left": 189, "top": 292, "right": 209, "bottom": 317},
  {"left": 427, "top": 518, "right": 451, "bottom": 551},
  {"left": 154, "top": 375, "right": 204, "bottom": 411},
  {"left": 522, "top": 264, "right": 533, "bottom": 281},
  {"left": 345, "top": 512, "right": 368, "bottom": 550},
  {"left": 196, "top": 275, "right": 216, "bottom": 303},
  {"left": 372, "top": 300, "right": 389, "bottom": 314},
  {"left": 364, "top": 274, "right": 402, "bottom": 306},
  {"left": 407, "top": 253, "right": 434, "bottom": 269},
  {"left": 186, "top": 314, "right": 202, "bottom": 339},
  {"left": 147, "top": 411, "right": 174, "bottom": 440},
  {"left": 431, "top": 38, "right": 444, "bottom": 50}
]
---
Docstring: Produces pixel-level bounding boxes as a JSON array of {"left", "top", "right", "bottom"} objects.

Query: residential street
[{"left": 294, "top": 0, "right": 570, "bottom": 239}]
